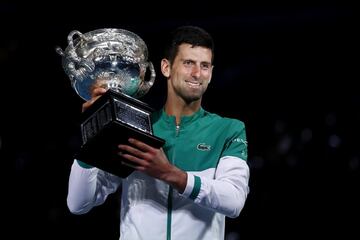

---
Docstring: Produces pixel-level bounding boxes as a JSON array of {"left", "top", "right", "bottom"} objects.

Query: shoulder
[{"left": 203, "top": 110, "right": 246, "bottom": 130}]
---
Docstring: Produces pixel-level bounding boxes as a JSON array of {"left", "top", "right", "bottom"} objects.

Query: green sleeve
[
  {"left": 76, "top": 160, "right": 94, "bottom": 169},
  {"left": 222, "top": 120, "right": 248, "bottom": 161}
]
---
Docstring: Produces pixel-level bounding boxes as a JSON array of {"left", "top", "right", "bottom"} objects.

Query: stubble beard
[{"left": 176, "top": 85, "right": 206, "bottom": 104}]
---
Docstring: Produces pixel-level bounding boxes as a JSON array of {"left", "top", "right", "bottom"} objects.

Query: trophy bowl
[
  {"left": 57, "top": 28, "right": 165, "bottom": 177},
  {"left": 56, "top": 28, "right": 156, "bottom": 101}
]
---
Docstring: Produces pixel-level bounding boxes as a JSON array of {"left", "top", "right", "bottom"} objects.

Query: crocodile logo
[{"left": 197, "top": 143, "right": 211, "bottom": 151}]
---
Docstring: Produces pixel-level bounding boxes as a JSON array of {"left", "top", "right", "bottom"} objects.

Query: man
[{"left": 67, "top": 25, "right": 250, "bottom": 240}]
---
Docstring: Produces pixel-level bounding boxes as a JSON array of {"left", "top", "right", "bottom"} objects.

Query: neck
[{"left": 164, "top": 95, "right": 201, "bottom": 125}]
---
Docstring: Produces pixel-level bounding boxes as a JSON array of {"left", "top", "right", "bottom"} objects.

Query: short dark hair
[{"left": 164, "top": 26, "right": 214, "bottom": 64}]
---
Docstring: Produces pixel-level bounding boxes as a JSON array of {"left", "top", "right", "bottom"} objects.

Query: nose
[{"left": 191, "top": 64, "right": 201, "bottom": 78}]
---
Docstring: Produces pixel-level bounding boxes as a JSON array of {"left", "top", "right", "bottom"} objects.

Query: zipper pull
[{"left": 175, "top": 124, "right": 180, "bottom": 137}]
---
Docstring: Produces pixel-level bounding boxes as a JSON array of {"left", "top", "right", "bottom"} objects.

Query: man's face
[{"left": 165, "top": 43, "right": 213, "bottom": 103}]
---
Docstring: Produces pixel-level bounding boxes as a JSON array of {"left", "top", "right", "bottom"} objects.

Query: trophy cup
[{"left": 56, "top": 28, "right": 165, "bottom": 178}]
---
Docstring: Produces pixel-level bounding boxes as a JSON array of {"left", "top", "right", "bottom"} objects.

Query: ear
[{"left": 161, "top": 58, "right": 170, "bottom": 78}]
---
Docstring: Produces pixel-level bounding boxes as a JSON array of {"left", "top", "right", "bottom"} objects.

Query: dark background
[{"left": 3, "top": 1, "right": 358, "bottom": 239}]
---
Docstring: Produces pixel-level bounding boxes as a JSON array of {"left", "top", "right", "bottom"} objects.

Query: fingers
[
  {"left": 82, "top": 87, "right": 107, "bottom": 112},
  {"left": 118, "top": 139, "right": 159, "bottom": 170},
  {"left": 119, "top": 151, "right": 148, "bottom": 169},
  {"left": 118, "top": 139, "right": 153, "bottom": 167},
  {"left": 91, "top": 87, "right": 107, "bottom": 98},
  {"left": 128, "top": 138, "right": 154, "bottom": 152},
  {"left": 82, "top": 101, "right": 94, "bottom": 112},
  {"left": 121, "top": 160, "right": 145, "bottom": 171},
  {"left": 118, "top": 143, "right": 147, "bottom": 159}
]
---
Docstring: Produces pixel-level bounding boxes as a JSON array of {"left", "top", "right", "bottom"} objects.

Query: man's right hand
[{"left": 82, "top": 87, "right": 107, "bottom": 112}]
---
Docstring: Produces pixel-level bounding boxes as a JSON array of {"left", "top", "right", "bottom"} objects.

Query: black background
[{"left": 3, "top": 1, "right": 358, "bottom": 239}]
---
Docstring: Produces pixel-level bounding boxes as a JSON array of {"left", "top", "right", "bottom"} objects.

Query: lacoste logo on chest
[{"left": 197, "top": 143, "right": 211, "bottom": 151}]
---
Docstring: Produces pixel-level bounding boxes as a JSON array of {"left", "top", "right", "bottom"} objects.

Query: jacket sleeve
[
  {"left": 67, "top": 160, "right": 122, "bottom": 214},
  {"left": 180, "top": 156, "right": 250, "bottom": 218}
]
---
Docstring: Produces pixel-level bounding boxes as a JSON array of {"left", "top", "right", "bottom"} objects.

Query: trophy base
[{"left": 74, "top": 89, "right": 165, "bottom": 178}]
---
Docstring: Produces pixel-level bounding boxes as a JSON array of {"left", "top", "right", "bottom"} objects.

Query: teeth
[{"left": 186, "top": 81, "right": 200, "bottom": 86}]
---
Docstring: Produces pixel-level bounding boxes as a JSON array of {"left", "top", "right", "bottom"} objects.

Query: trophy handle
[
  {"left": 145, "top": 61, "right": 156, "bottom": 87},
  {"left": 64, "top": 31, "right": 95, "bottom": 81},
  {"left": 67, "top": 30, "right": 84, "bottom": 46},
  {"left": 55, "top": 31, "right": 83, "bottom": 57},
  {"left": 135, "top": 61, "right": 156, "bottom": 98},
  {"left": 55, "top": 47, "right": 65, "bottom": 56}
]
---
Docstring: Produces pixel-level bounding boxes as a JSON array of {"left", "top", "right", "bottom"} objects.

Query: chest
[{"left": 154, "top": 121, "right": 228, "bottom": 171}]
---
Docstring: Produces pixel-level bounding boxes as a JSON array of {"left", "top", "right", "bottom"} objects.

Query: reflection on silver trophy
[
  {"left": 56, "top": 28, "right": 155, "bottom": 101},
  {"left": 56, "top": 28, "right": 165, "bottom": 177}
]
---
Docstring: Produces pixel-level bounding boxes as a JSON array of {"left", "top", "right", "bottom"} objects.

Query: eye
[
  {"left": 183, "top": 60, "right": 194, "bottom": 66},
  {"left": 201, "top": 63, "right": 211, "bottom": 70}
]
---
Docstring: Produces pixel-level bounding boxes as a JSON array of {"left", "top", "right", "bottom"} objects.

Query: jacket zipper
[
  {"left": 175, "top": 124, "right": 180, "bottom": 137},
  {"left": 167, "top": 123, "right": 180, "bottom": 240}
]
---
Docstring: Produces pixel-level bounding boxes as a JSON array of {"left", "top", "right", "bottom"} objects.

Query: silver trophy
[{"left": 56, "top": 28, "right": 165, "bottom": 177}]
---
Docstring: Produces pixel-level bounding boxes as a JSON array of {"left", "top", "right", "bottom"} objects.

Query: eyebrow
[{"left": 182, "top": 58, "right": 211, "bottom": 65}]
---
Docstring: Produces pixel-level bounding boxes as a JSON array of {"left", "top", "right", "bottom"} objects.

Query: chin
[{"left": 184, "top": 95, "right": 202, "bottom": 103}]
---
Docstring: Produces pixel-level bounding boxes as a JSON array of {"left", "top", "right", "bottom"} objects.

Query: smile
[{"left": 185, "top": 80, "right": 201, "bottom": 88}]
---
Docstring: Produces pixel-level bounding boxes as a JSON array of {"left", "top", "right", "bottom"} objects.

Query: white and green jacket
[{"left": 67, "top": 108, "right": 250, "bottom": 240}]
